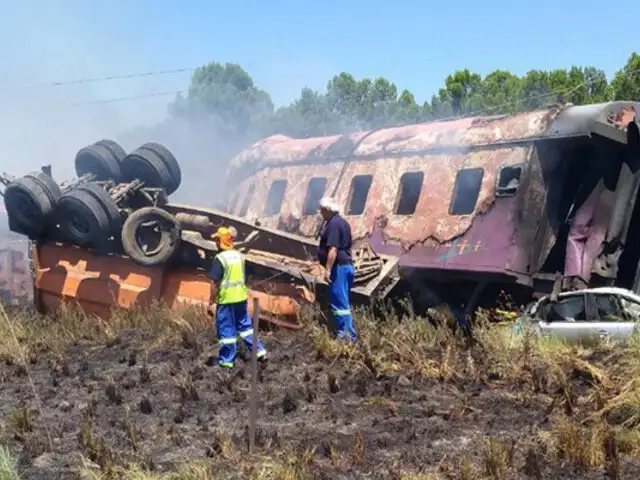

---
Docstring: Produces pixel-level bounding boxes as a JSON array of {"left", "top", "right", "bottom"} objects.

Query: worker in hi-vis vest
[{"left": 208, "top": 227, "right": 267, "bottom": 368}]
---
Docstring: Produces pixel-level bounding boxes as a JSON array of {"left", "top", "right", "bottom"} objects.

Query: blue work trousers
[
  {"left": 216, "top": 300, "right": 267, "bottom": 367},
  {"left": 329, "top": 263, "right": 357, "bottom": 342}
]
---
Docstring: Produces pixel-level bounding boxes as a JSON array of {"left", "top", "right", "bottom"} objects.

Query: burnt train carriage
[{"left": 223, "top": 102, "right": 640, "bottom": 310}]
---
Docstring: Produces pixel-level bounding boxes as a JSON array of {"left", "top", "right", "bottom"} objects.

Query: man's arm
[
  {"left": 325, "top": 247, "right": 337, "bottom": 272},
  {"left": 324, "top": 223, "right": 340, "bottom": 273},
  {"left": 208, "top": 257, "right": 224, "bottom": 305}
]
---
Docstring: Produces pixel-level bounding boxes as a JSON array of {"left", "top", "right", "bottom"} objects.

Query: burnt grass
[{"left": 1, "top": 304, "right": 640, "bottom": 479}]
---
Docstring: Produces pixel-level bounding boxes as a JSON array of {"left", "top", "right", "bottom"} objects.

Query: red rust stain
[{"left": 607, "top": 106, "right": 636, "bottom": 129}]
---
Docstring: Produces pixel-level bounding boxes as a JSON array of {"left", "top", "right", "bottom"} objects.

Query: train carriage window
[
  {"left": 450, "top": 168, "right": 484, "bottom": 215},
  {"left": 264, "top": 180, "right": 288, "bottom": 216},
  {"left": 496, "top": 165, "right": 523, "bottom": 197},
  {"left": 346, "top": 175, "right": 373, "bottom": 215},
  {"left": 395, "top": 171, "right": 424, "bottom": 215},
  {"left": 238, "top": 183, "right": 255, "bottom": 217},
  {"left": 303, "top": 177, "right": 328, "bottom": 215}
]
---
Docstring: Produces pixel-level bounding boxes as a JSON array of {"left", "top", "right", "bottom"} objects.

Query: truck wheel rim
[{"left": 135, "top": 221, "right": 164, "bottom": 256}]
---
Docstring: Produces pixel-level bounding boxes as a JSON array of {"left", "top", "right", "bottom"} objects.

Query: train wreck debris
[
  {"left": 3, "top": 101, "right": 640, "bottom": 323},
  {"left": 0, "top": 139, "right": 400, "bottom": 328},
  {"left": 225, "top": 101, "right": 640, "bottom": 314}
]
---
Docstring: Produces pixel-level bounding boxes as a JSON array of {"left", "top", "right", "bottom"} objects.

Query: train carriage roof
[{"left": 229, "top": 102, "right": 640, "bottom": 177}]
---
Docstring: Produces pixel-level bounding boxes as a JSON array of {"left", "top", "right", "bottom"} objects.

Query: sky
[{"left": 0, "top": 0, "right": 638, "bottom": 179}]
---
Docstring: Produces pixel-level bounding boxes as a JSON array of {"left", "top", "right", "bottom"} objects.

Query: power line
[
  {"left": 0, "top": 67, "right": 196, "bottom": 91},
  {"left": 0, "top": 89, "right": 189, "bottom": 116},
  {"left": 1, "top": 64, "right": 640, "bottom": 116},
  {"left": 67, "top": 89, "right": 188, "bottom": 106}
]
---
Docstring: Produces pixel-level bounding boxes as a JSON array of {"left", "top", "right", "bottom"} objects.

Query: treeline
[
  {"left": 119, "top": 52, "right": 640, "bottom": 203},
  {"left": 166, "top": 52, "right": 640, "bottom": 141}
]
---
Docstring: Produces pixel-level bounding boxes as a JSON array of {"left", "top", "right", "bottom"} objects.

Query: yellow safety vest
[{"left": 215, "top": 249, "right": 249, "bottom": 304}]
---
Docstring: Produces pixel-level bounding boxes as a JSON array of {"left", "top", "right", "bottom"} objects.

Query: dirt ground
[{"left": 0, "top": 306, "right": 639, "bottom": 479}]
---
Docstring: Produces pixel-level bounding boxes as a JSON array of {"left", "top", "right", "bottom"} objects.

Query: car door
[
  {"left": 536, "top": 293, "right": 591, "bottom": 340},
  {"left": 616, "top": 296, "right": 640, "bottom": 339},
  {"left": 587, "top": 293, "right": 633, "bottom": 341}
]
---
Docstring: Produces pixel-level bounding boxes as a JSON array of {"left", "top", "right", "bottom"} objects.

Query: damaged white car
[{"left": 513, "top": 287, "right": 640, "bottom": 342}]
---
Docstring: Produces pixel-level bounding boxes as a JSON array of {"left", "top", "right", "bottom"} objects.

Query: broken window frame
[
  {"left": 238, "top": 183, "right": 255, "bottom": 217},
  {"left": 495, "top": 164, "right": 524, "bottom": 198},
  {"left": 346, "top": 174, "right": 373, "bottom": 216},
  {"left": 449, "top": 167, "right": 484, "bottom": 216},
  {"left": 302, "top": 177, "right": 328, "bottom": 215},
  {"left": 263, "top": 179, "right": 288, "bottom": 216},
  {"left": 394, "top": 171, "right": 424, "bottom": 216}
]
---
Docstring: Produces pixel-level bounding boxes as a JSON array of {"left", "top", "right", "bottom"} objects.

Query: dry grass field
[{"left": 0, "top": 300, "right": 639, "bottom": 479}]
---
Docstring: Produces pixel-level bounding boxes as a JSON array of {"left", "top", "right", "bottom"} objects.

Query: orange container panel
[{"left": 33, "top": 242, "right": 309, "bottom": 329}]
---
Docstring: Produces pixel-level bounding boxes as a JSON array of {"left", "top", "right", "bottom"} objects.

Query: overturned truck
[
  {"left": 223, "top": 101, "right": 640, "bottom": 315},
  {"left": 0, "top": 141, "right": 399, "bottom": 328}
]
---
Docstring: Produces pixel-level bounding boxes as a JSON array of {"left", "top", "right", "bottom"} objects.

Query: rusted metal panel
[
  {"left": 606, "top": 105, "right": 636, "bottom": 129},
  {"left": 229, "top": 108, "right": 560, "bottom": 174},
  {"left": 230, "top": 103, "right": 640, "bottom": 178},
  {"left": 237, "top": 147, "right": 528, "bottom": 241},
  {"left": 510, "top": 145, "right": 547, "bottom": 275},
  {"left": 226, "top": 102, "right": 640, "bottom": 284},
  {"left": 231, "top": 132, "right": 368, "bottom": 173},
  {"left": 353, "top": 111, "right": 551, "bottom": 157},
  {"left": 233, "top": 145, "right": 529, "bottom": 274}
]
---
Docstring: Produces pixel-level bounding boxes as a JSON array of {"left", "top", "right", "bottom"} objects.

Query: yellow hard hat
[{"left": 211, "top": 227, "right": 233, "bottom": 250}]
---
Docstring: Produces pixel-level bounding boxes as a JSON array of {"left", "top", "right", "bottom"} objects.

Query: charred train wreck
[
  {"left": 1, "top": 101, "right": 640, "bottom": 322},
  {"left": 223, "top": 101, "right": 640, "bottom": 315}
]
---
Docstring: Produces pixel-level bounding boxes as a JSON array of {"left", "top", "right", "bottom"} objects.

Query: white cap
[{"left": 319, "top": 196, "right": 340, "bottom": 214}]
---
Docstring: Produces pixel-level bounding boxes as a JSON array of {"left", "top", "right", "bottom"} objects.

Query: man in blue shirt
[{"left": 317, "top": 196, "right": 357, "bottom": 343}]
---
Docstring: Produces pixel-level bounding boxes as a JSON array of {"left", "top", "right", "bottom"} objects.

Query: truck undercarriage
[{"left": 0, "top": 139, "right": 400, "bottom": 327}]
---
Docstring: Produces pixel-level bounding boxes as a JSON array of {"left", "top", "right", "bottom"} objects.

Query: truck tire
[
  {"left": 75, "top": 143, "right": 122, "bottom": 182},
  {"left": 75, "top": 182, "right": 122, "bottom": 232},
  {"left": 26, "top": 171, "right": 62, "bottom": 205},
  {"left": 121, "top": 146, "right": 180, "bottom": 195},
  {"left": 121, "top": 207, "right": 181, "bottom": 266},
  {"left": 4, "top": 172, "right": 60, "bottom": 237},
  {"left": 137, "top": 142, "right": 181, "bottom": 194},
  {"left": 94, "top": 139, "right": 126, "bottom": 165},
  {"left": 56, "top": 187, "right": 115, "bottom": 248}
]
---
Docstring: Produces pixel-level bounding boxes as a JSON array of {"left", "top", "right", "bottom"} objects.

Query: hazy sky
[{"left": 0, "top": 0, "right": 637, "bottom": 179}]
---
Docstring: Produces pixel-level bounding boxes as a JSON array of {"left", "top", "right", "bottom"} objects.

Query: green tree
[
  {"left": 438, "top": 69, "right": 484, "bottom": 115},
  {"left": 610, "top": 53, "right": 640, "bottom": 101},
  {"left": 270, "top": 87, "right": 340, "bottom": 138},
  {"left": 482, "top": 70, "right": 522, "bottom": 114},
  {"left": 170, "top": 62, "right": 274, "bottom": 137}
]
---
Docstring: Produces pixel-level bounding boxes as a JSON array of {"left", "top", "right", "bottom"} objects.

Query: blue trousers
[
  {"left": 329, "top": 263, "right": 357, "bottom": 342},
  {"left": 216, "top": 300, "right": 267, "bottom": 367}
]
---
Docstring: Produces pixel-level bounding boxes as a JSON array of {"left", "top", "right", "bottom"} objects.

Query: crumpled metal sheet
[
  {"left": 230, "top": 108, "right": 555, "bottom": 172},
  {"left": 227, "top": 107, "right": 556, "bottom": 247},
  {"left": 226, "top": 103, "right": 640, "bottom": 275}
]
